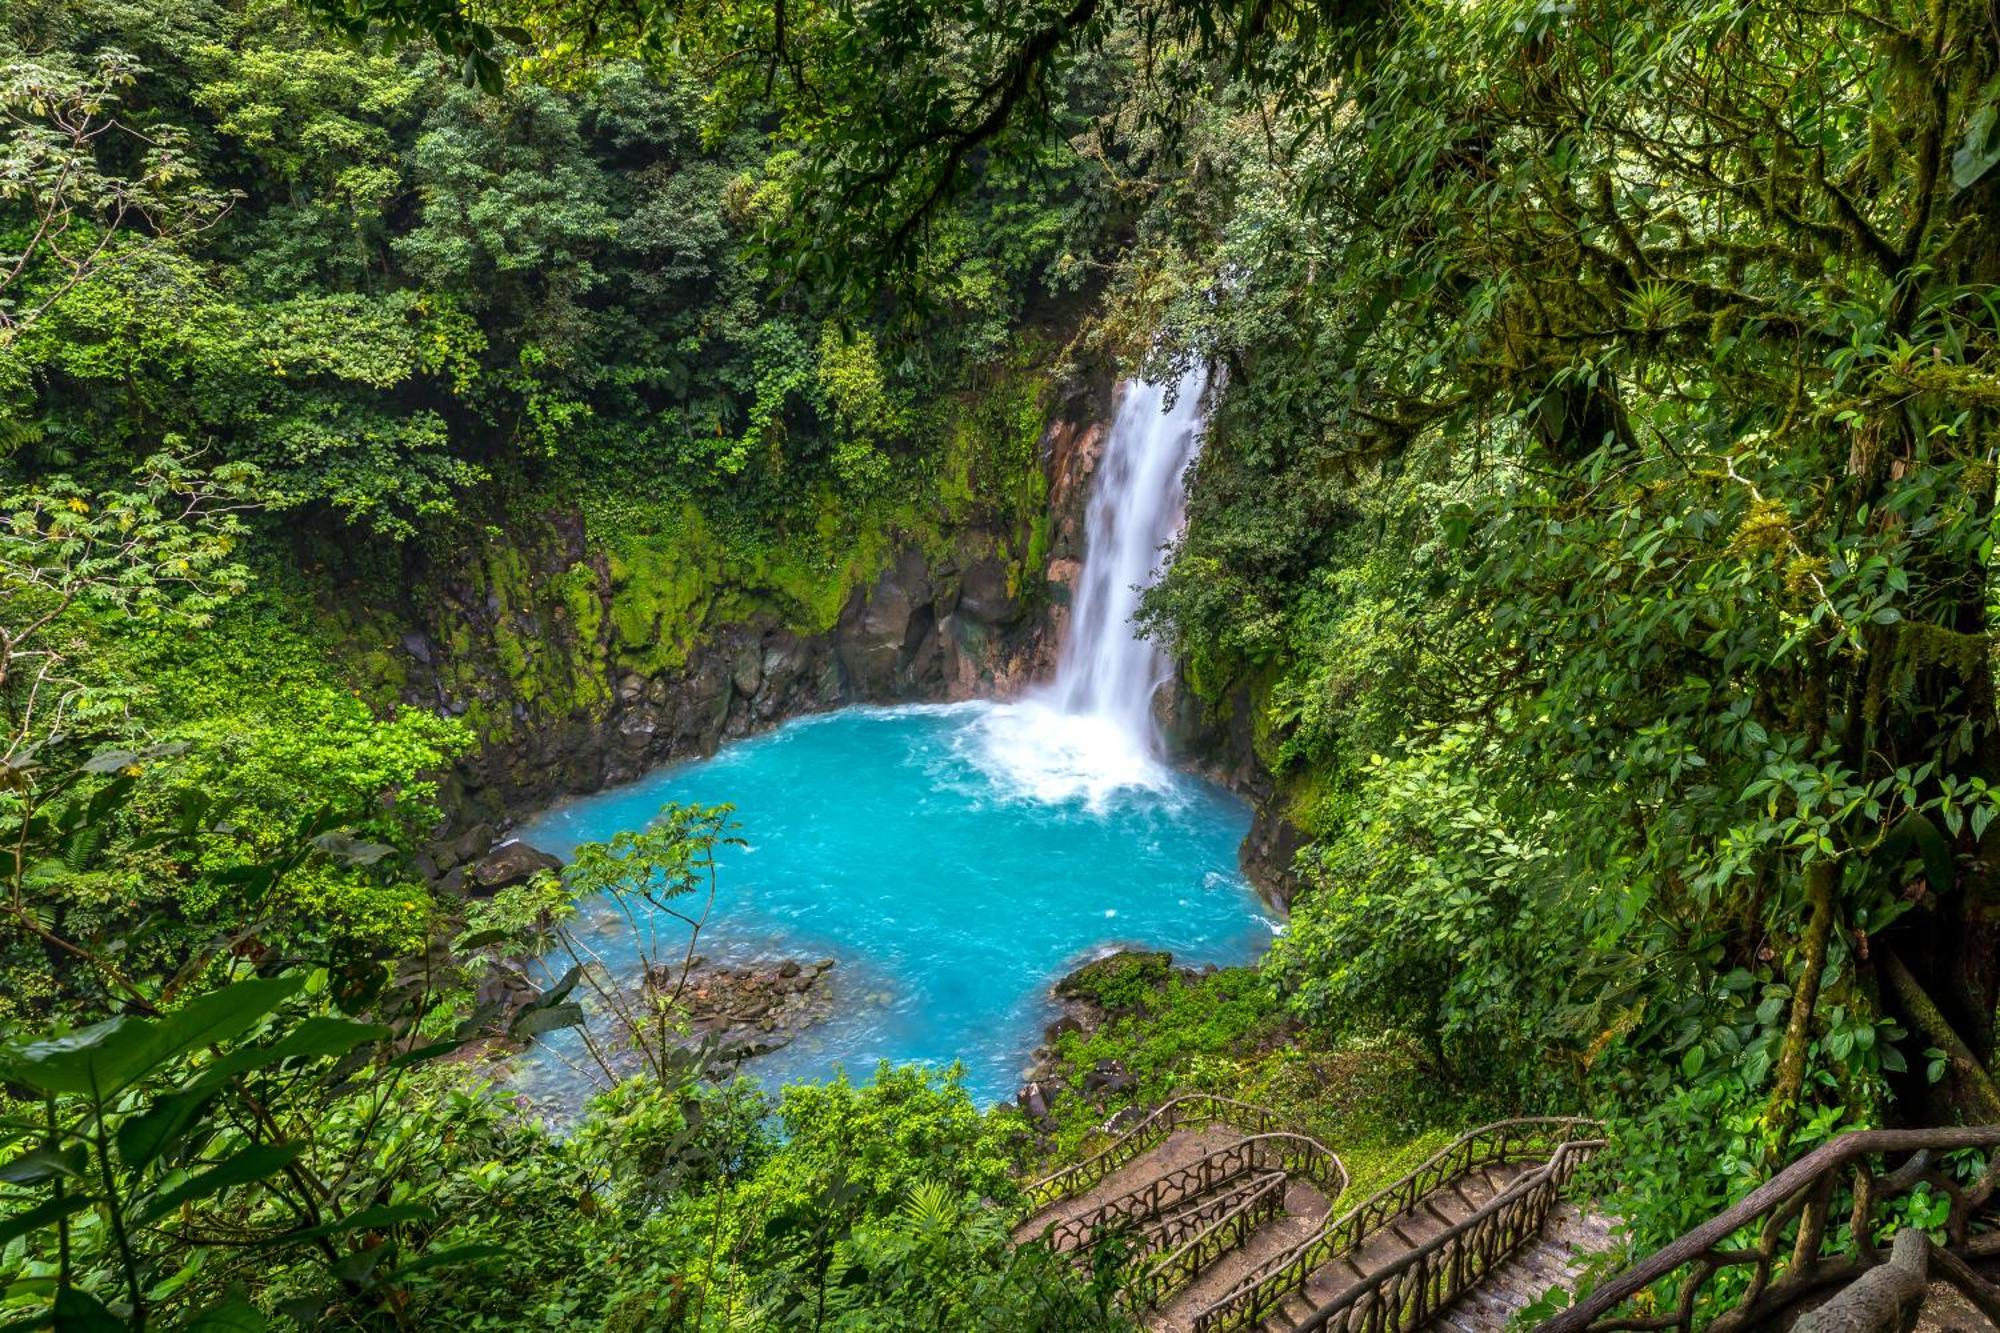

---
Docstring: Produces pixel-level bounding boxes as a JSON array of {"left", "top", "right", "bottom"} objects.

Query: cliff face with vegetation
[{"left": 316, "top": 361, "right": 1118, "bottom": 840}]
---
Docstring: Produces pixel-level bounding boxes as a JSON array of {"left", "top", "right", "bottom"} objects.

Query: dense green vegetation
[
  {"left": 1128, "top": 0, "right": 2000, "bottom": 1230},
  {"left": 7, "top": 0, "right": 2000, "bottom": 1326},
  {"left": 0, "top": 4, "right": 1136, "bottom": 1326}
]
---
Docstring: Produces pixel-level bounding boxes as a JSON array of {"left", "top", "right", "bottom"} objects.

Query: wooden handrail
[
  {"left": 1038, "top": 1138, "right": 1264, "bottom": 1253},
  {"left": 1296, "top": 1137, "right": 1606, "bottom": 1333},
  {"left": 1017, "top": 1093, "right": 1353, "bottom": 1316},
  {"left": 1018, "top": 1101, "right": 1620, "bottom": 1331},
  {"left": 1022, "top": 1093, "right": 1290, "bottom": 1211},
  {"left": 1135, "top": 1169, "right": 1291, "bottom": 1281},
  {"left": 1140, "top": 1170, "right": 1293, "bottom": 1306},
  {"left": 1192, "top": 1117, "right": 1600, "bottom": 1333},
  {"left": 1540, "top": 1125, "right": 2000, "bottom": 1333}
]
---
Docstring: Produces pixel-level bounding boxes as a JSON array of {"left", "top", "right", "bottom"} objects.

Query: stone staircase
[
  {"left": 1245, "top": 1157, "right": 1543, "bottom": 1333},
  {"left": 1426, "top": 1202, "right": 1616, "bottom": 1333},
  {"left": 1016, "top": 1099, "right": 1611, "bottom": 1333}
]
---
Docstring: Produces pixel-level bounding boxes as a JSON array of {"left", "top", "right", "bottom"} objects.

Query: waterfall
[
  {"left": 1048, "top": 365, "right": 1208, "bottom": 745},
  {"left": 966, "top": 364, "right": 1208, "bottom": 808}
]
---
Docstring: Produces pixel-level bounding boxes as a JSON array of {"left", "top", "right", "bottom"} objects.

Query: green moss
[
  {"left": 748, "top": 489, "right": 899, "bottom": 631},
  {"left": 1055, "top": 950, "right": 1175, "bottom": 1011},
  {"left": 605, "top": 509, "right": 721, "bottom": 674},
  {"left": 1279, "top": 766, "right": 1350, "bottom": 840},
  {"left": 1023, "top": 968, "right": 1488, "bottom": 1199},
  {"left": 1017, "top": 510, "right": 1051, "bottom": 599},
  {"left": 376, "top": 342, "right": 1066, "bottom": 752},
  {"left": 557, "top": 562, "right": 604, "bottom": 647},
  {"left": 1247, "top": 666, "right": 1287, "bottom": 770},
  {"left": 477, "top": 542, "right": 537, "bottom": 704},
  {"left": 353, "top": 646, "right": 408, "bottom": 699},
  {"left": 551, "top": 562, "right": 611, "bottom": 710}
]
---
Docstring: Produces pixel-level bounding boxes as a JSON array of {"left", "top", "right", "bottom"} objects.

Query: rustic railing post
[{"left": 1545, "top": 1127, "right": 2000, "bottom": 1333}]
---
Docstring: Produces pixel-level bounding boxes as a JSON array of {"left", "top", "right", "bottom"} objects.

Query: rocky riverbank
[
  {"left": 371, "top": 373, "right": 1120, "bottom": 877},
  {"left": 1013, "top": 948, "right": 1217, "bottom": 1133},
  {"left": 326, "top": 350, "right": 1305, "bottom": 909},
  {"left": 471, "top": 951, "right": 843, "bottom": 1092}
]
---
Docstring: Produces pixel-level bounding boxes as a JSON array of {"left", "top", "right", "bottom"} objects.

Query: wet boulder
[
  {"left": 1016, "top": 1079, "right": 1061, "bottom": 1124},
  {"left": 837, "top": 551, "right": 936, "bottom": 696},
  {"left": 956, "top": 557, "right": 1018, "bottom": 625},
  {"left": 468, "top": 840, "right": 562, "bottom": 896},
  {"left": 1082, "top": 1059, "right": 1136, "bottom": 1100}
]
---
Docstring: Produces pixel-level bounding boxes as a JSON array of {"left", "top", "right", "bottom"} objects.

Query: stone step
[
  {"left": 1230, "top": 1172, "right": 1617, "bottom": 1333},
  {"left": 1414, "top": 1203, "right": 1614, "bottom": 1333},
  {"left": 1039, "top": 1125, "right": 1612, "bottom": 1333}
]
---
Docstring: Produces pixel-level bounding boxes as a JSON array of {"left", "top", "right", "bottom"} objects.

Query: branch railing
[
  {"left": 1038, "top": 1138, "right": 1266, "bottom": 1254},
  {"left": 1127, "top": 1132, "right": 1348, "bottom": 1306},
  {"left": 1137, "top": 1169, "right": 1292, "bottom": 1307},
  {"left": 1539, "top": 1126, "right": 2000, "bottom": 1333},
  {"left": 1137, "top": 1169, "right": 1291, "bottom": 1270},
  {"left": 1192, "top": 1117, "right": 1602, "bottom": 1333},
  {"left": 1293, "top": 1136, "right": 1605, "bottom": 1333},
  {"left": 1023, "top": 1108, "right": 1352, "bottom": 1310},
  {"left": 1022, "top": 1094, "right": 1292, "bottom": 1212}
]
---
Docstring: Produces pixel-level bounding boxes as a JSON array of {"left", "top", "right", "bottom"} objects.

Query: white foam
[{"left": 960, "top": 700, "right": 1179, "bottom": 813}]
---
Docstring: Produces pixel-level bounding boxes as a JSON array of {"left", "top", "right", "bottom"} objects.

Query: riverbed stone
[{"left": 730, "top": 641, "right": 763, "bottom": 698}]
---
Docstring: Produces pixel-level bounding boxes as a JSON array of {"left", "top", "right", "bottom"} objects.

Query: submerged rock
[{"left": 643, "top": 955, "right": 839, "bottom": 1064}]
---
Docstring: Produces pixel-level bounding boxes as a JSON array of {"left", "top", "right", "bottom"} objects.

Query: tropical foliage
[{"left": 9, "top": 0, "right": 2000, "bottom": 1324}]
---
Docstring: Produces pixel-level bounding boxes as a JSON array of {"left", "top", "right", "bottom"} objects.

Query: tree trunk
[{"left": 1766, "top": 858, "right": 1837, "bottom": 1159}]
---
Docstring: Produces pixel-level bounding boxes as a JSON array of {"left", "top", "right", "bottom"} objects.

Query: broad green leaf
[
  {"left": 384, "top": 1040, "right": 461, "bottom": 1071},
  {"left": 509, "top": 1004, "right": 584, "bottom": 1040},
  {"left": 50, "top": 1288, "right": 122, "bottom": 1333},
  {"left": 382, "top": 1244, "right": 508, "bottom": 1281},
  {"left": 0, "top": 1145, "right": 88, "bottom": 1187},
  {"left": 0, "top": 1194, "right": 94, "bottom": 1246},
  {"left": 116, "top": 1088, "right": 223, "bottom": 1176},
  {"left": 1952, "top": 97, "right": 2000, "bottom": 189},
  {"left": 0, "top": 977, "right": 304, "bottom": 1099},
  {"left": 134, "top": 1142, "right": 304, "bottom": 1225},
  {"left": 119, "top": 1018, "right": 388, "bottom": 1170},
  {"left": 309, "top": 832, "right": 394, "bottom": 867},
  {"left": 259, "top": 1203, "right": 430, "bottom": 1247}
]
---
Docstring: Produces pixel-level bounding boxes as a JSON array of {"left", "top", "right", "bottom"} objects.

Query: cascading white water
[
  {"left": 1050, "top": 366, "right": 1208, "bottom": 740},
  {"left": 967, "top": 364, "right": 1209, "bottom": 809}
]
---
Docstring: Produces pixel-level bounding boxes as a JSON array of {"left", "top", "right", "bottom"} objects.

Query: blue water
[{"left": 511, "top": 701, "right": 1275, "bottom": 1108}]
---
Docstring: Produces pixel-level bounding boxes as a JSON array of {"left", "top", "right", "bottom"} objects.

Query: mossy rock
[{"left": 1055, "top": 949, "right": 1175, "bottom": 1012}]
